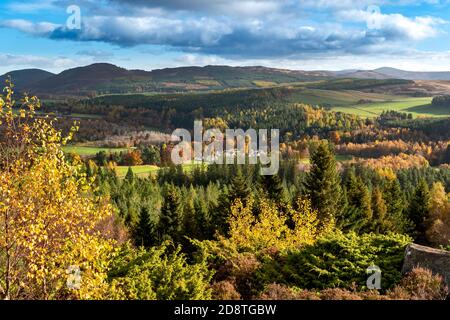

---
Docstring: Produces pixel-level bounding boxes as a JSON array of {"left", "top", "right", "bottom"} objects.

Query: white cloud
[
  {"left": 338, "top": 10, "right": 446, "bottom": 41},
  {"left": 0, "top": 53, "right": 91, "bottom": 74},
  {"left": 0, "top": 19, "right": 57, "bottom": 36}
]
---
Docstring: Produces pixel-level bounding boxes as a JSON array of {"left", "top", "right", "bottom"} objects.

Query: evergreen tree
[
  {"left": 133, "top": 206, "right": 155, "bottom": 248},
  {"left": 214, "top": 168, "right": 252, "bottom": 235},
  {"left": 408, "top": 179, "right": 431, "bottom": 241},
  {"left": 384, "top": 179, "right": 409, "bottom": 233},
  {"left": 260, "top": 173, "right": 289, "bottom": 208},
  {"left": 125, "top": 167, "right": 134, "bottom": 182},
  {"left": 182, "top": 196, "right": 199, "bottom": 239},
  {"left": 194, "top": 197, "right": 211, "bottom": 239},
  {"left": 341, "top": 171, "right": 373, "bottom": 232},
  {"left": 228, "top": 168, "right": 252, "bottom": 203},
  {"left": 157, "top": 183, "right": 183, "bottom": 243},
  {"left": 304, "top": 141, "right": 341, "bottom": 226}
]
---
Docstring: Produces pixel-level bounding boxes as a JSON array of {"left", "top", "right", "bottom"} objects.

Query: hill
[
  {"left": 5, "top": 63, "right": 450, "bottom": 97},
  {"left": 2, "top": 64, "right": 335, "bottom": 96},
  {"left": 339, "top": 67, "right": 450, "bottom": 81},
  {"left": 0, "top": 69, "right": 55, "bottom": 91}
]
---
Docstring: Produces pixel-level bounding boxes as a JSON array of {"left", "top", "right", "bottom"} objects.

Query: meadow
[
  {"left": 63, "top": 146, "right": 130, "bottom": 156},
  {"left": 329, "top": 97, "right": 439, "bottom": 118}
]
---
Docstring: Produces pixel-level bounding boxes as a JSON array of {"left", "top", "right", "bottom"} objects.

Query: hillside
[
  {"left": 5, "top": 63, "right": 450, "bottom": 97},
  {"left": 0, "top": 69, "right": 54, "bottom": 90},
  {"left": 339, "top": 67, "right": 450, "bottom": 81},
  {"left": 0, "top": 64, "right": 335, "bottom": 96}
]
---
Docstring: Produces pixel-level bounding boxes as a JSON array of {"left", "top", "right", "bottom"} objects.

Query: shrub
[
  {"left": 255, "top": 232, "right": 412, "bottom": 291},
  {"left": 388, "top": 267, "right": 448, "bottom": 300},
  {"left": 211, "top": 280, "right": 241, "bottom": 300},
  {"left": 107, "top": 243, "right": 213, "bottom": 300}
]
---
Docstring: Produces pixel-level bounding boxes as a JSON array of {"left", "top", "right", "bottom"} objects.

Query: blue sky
[{"left": 1, "top": 0, "right": 450, "bottom": 73}]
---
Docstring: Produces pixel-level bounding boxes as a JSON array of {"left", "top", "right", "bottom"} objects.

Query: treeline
[
  {"left": 432, "top": 95, "right": 450, "bottom": 107},
  {"left": 88, "top": 143, "right": 450, "bottom": 250}
]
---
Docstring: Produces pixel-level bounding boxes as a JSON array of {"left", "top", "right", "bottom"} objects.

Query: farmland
[
  {"left": 62, "top": 146, "right": 130, "bottom": 156},
  {"left": 329, "top": 97, "right": 438, "bottom": 118}
]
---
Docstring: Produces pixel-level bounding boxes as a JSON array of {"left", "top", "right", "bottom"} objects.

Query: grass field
[
  {"left": 114, "top": 165, "right": 160, "bottom": 178},
  {"left": 288, "top": 89, "right": 398, "bottom": 107},
  {"left": 328, "top": 97, "right": 448, "bottom": 118},
  {"left": 63, "top": 146, "right": 129, "bottom": 156},
  {"left": 114, "top": 162, "right": 207, "bottom": 178}
]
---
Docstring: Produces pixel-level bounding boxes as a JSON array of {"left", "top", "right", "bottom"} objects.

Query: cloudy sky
[{"left": 1, "top": 0, "right": 450, "bottom": 73}]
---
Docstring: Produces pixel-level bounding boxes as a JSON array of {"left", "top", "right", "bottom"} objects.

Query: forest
[{"left": 0, "top": 79, "right": 449, "bottom": 301}]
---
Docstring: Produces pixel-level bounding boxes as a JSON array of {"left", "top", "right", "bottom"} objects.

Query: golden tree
[
  {"left": 218, "top": 197, "right": 323, "bottom": 254},
  {"left": 0, "top": 81, "right": 114, "bottom": 300}
]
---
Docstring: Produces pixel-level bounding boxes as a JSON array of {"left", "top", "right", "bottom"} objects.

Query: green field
[
  {"left": 114, "top": 165, "right": 160, "bottom": 178},
  {"left": 115, "top": 162, "right": 207, "bottom": 178},
  {"left": 289, "top": 89, "right": 397, "bottom": 106},
  {"left": 63, "top": 146, "right": 129, "bottom": 156},
  {"left": 328, "top": 97, "right": 447, "bottom": 118}
]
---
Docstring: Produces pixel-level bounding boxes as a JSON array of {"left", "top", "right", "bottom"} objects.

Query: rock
[{"left": 402, "top": 243, "right": 450, "bottom": 286}]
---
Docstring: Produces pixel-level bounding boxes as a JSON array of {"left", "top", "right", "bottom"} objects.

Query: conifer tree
[
  {"left": 125, "top": 166, "right": 134, "bottom": 182},
  {"left": 157, "top": 183, "right": 183, "bottom": 243},
  {"left": 228, "top": 168, "right": 252, "bottom": 203},
  {"left": 214, "top": 168, "right": 252, "bottom": 235},
  {"left": 304, "top": 141, "right": 341, "bottom": 226},
  {"left": 342, "top": 171, "right": 373, "bottom": 232},
  {"left": 260, "top": 173, "right": 289, "bottom": 208},
  {"left": 133, "top": 206, "right": 155, "bottom": 247},
  {"left": 384, "top": 179, "right": 410, "bottom": 233},
  {"left": 408, "top": 179, "right": 431, "bottom": 241}
]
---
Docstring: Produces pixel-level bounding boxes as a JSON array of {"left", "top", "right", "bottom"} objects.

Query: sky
[{"left": 2, "top": 0, "right": 450, "bottom": 74}]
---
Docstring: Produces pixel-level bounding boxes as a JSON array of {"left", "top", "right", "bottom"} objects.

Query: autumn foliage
[{"left": 0, "top": 81, "right": 114, "bottom": 299}]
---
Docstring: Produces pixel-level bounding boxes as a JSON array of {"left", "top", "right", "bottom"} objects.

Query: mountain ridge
[{"left": 2, "top": 63, "right": 450, "bottom": 96}]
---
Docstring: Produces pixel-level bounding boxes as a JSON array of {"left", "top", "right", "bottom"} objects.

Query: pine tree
[
  {"left": 125, "top": 167, "right": 134, "bottom": 182},
  {"left": 133, "top": 206, "right": 155, "bottom": 248},
  {"left": 183, "top": 196, "right": 199, "bottom": 239},
  {"left": 214, "top": 168, "right": 252, "bottom": 235},
  {"left": 408, "top": 179, "right": 431, "bottom": 241},
  {"left": 194, "top": 197, "right": 211, "bottom": 239},
  {"left": 384, "top": 179, "right": 409, "bottom": 233},
  {"left": 260, "top": 174, "right": 289, "bottom": 208},
  {"left": 341, "top": 171, "right": 372, "bottom": 232},
  {"left": 228, "top": 168, "right": 251, "bottom": 203},
  {"left": 304, "top": 141, "right": 341, "bottom": 226},
  {"left": 157, "top": 183, "right": 183, "bottom": 243}
]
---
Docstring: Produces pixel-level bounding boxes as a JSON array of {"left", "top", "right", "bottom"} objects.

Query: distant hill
[
  {"left": 4, "top": 63, "right": 450, "bottom": 97},
  {"left": 0, "top": 69, "right": 55, "bottom": 91},
  {"left": 338, "top": 67, "right": 450, "bottom": 81},
  {"left": 374, "top": 67, "right": 450, "bottom": 80},
  {"left": 1, "top": 63, "right": 335, "bottom": 96}
]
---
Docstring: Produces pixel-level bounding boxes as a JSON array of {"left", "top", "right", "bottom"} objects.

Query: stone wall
[{"left": 402, "top": 243, "right": 450, "bottom": 286}]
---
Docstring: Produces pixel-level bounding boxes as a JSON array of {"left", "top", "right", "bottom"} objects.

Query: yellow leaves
[
  {"left": 222, "top": 197, "right": 323, "bottom": 254},
  {"left": 0, "top": 81, "right": 114, "bottom": 299}
]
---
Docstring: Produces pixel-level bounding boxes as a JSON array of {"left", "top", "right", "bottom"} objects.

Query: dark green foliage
[
  {"left": 408, "top": 179, "right": 431, "bottom": 241},
  {"left": 383, "top": 179, "right": 410, "bottom": 234},
  {"left": 107, "top": 243, "right": 213, "bottom": 300},
  {"left": 260, "top": 174, "right": 289, "bottom": 208},
  {"left": 157, "top": 184, "right": 184, "bottom": 243},
  {"left": 124, "top": 167, "right": 134, "bottom": 182},
  {"left": 256, "top": 232, "right": 411, "bottom": 291},
  {"left": 227, "top": 168, "right": 252, "bottom": 203},
  {"left": 141, "top": 145, "right": 161, "bottom": 165},
  {"left": 133, "top": 207, "right": 155, "bottom": 248},
  {"left": 338, "top": 171, "right": 373, "bottom": 233},
  {"left": 304, "top": 142, "right": 342, "bottom": 225}
]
